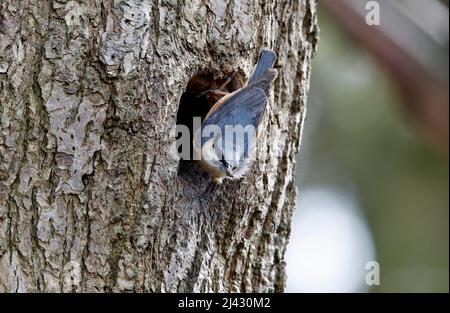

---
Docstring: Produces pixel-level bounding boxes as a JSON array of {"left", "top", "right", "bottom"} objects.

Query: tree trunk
[{"left": 0, "top": 0, "right": 318, "bottom": 292}]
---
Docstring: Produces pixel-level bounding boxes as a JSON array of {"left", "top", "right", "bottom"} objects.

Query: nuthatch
[{"left": 193, "top": 49, "right": 278, "bottom": 184}]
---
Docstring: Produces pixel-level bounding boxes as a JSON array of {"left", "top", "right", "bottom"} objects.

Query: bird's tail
[
  {"left": 248, "top": 69, "right": 278, "bottom": 95},
  {"left": 248, "top": 49, "right": 277, "bottom": 84}
]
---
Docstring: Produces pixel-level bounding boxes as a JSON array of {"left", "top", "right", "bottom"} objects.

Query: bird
[{"left": 193, "top": 49, "right": 278, "bottom": 185}]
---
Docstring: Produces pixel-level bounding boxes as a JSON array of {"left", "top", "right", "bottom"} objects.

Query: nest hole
[{"left": 176, "top": 70, "right": 243, "bottom": 178}]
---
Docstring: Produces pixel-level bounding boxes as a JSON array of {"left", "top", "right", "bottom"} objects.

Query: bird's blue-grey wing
[
  {"left": 202, "top": 86, "right": 267, "bottom": 131},
  {"left": 201, "top": 86, "right": 267, "bottom": 160}
]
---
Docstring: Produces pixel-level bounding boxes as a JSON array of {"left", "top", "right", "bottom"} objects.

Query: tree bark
[{"left": 0, "top": 0, "right": 318, "bottom": 292}]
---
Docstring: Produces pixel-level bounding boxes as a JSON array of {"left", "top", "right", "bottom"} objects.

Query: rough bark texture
[{"left": 0, "top": 0, "right": 318, "bottom": 292}]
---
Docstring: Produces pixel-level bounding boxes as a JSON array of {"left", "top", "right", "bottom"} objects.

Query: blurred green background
[{"left": 286, "top": 0, "right": 449, "bottom": 293}]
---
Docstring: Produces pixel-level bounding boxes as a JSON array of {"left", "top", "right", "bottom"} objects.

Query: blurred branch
[{"left": 321, "top": 0, "right": 449, "bottom": 156}]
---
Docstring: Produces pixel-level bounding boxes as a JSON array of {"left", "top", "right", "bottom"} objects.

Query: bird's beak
[{"left": 226, "top": 169, "right": 234, "bottom": 177}]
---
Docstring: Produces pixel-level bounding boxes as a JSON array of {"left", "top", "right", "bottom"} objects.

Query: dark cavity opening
[{"left": 176, "top": 70, "right": 243, "bottom": 178}]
